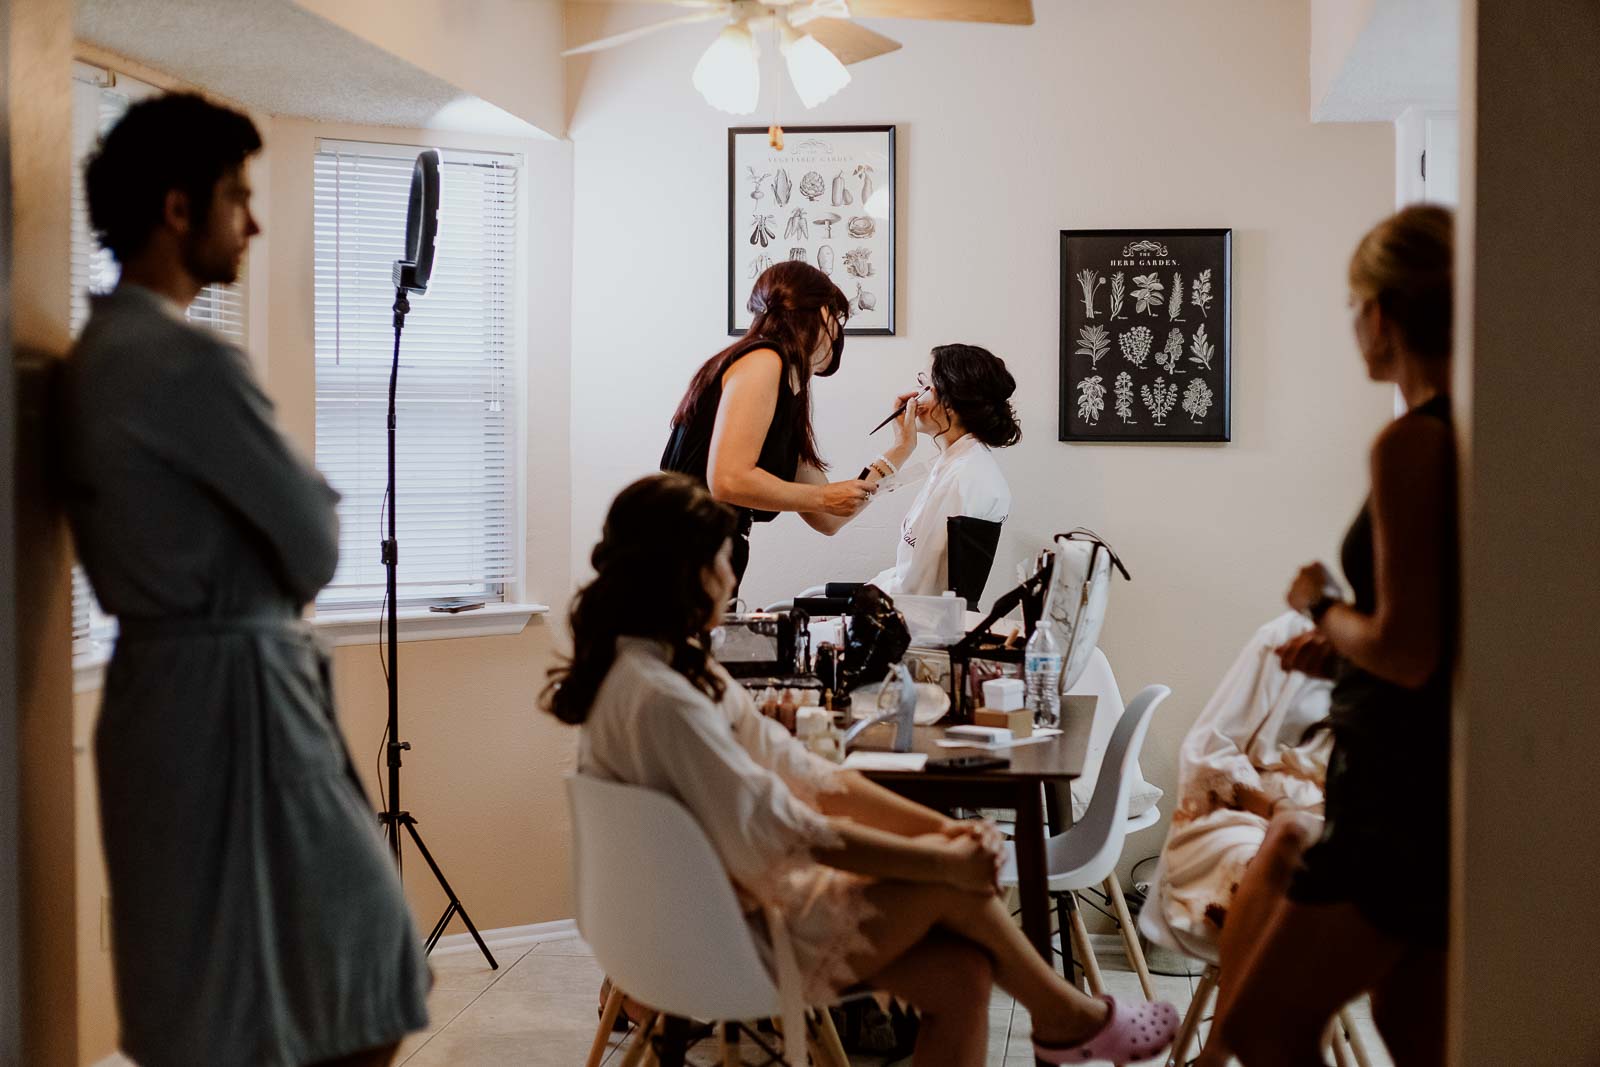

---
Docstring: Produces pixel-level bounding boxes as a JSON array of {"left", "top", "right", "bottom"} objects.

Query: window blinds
[
  {"left": 69, "top": 75, "right": 250, "bottom": 657},
  {"left": 312, "top": 142, "right": 518, "bottom": 612}
]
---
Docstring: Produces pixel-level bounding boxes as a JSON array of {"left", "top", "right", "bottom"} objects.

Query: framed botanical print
[
  {"left": 728, "top": 125, "right": 896, "bottom": 335},
  {"left": 1059, "top": 228, "right": 1232, "bottom": 442}
]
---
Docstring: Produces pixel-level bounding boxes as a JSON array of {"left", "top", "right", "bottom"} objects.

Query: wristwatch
[{"left": 1308, "top": 593, "right": 1340, "bottom": 624}]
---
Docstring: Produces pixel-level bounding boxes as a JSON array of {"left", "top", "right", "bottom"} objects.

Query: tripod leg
[
  {"left": 424, "top": 902, "right": 458, "bottom": 955},
  {"left": 402, "top": 816, "right": 498, "bottom": 969}
]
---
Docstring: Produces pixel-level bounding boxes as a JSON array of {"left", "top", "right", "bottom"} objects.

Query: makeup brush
[{"left": 869, "top": 386, "right": 929, "bottom": 435}]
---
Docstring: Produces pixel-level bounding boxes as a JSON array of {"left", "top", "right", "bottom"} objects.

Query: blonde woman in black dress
[{"left": 1215, "top": 206, "right": 1458, "bottom": 1067}]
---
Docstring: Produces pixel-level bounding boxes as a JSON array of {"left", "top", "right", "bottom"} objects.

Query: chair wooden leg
[
  {"left": 1339, "top": 1007, "right": 1376, "bottom": 1067},
  {"left": 588, "top": 982, "right": 626, "bottom": 1067},
  {"left": 804, "top": 1021, "right": 827, "bottom": 1067},
  {"left": 1066, "top": 894, "right": 1106, "bottom": 997},
  {"left": 1328, "top": 1018, "right": 1355, "bottom": 1067},
  {"left": 1169, "top": 965, "right": 1217, "bottom": 1067},
  {"left": 813, "top": 1009, "right": 850, "bottom": 1067},
  {"left": 618, "top": 1013, "right": 660, "bottom": 1067},
  {"left": 718, "top": 1021, "right": 740, "bottom": 1067},
  {"left": 1104, "top": 874, "right": 1157, "bottom": 1001}
]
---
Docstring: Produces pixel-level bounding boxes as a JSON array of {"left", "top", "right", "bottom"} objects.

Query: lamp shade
[
  {"left": 693, "top": 22, "right": 761, "bottom": 114},
  {"left": 781, "top": 25, "right": 850, "bottom": 108}
]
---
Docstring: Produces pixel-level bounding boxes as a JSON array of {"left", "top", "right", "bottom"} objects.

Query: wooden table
[{"left": 852, "top": 713, "right": 1093, "bottom": 990}]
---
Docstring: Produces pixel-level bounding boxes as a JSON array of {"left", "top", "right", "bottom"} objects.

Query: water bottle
[{"left": 1024, "top": 622, "right": 1064, "bottom": 727}]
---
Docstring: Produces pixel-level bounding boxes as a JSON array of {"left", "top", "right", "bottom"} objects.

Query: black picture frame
[
  {"left": 1058, "top": 228, "right": 1232, "bottom": 443},
  {"left": 728, "top": 125, "right": 896, "bottom": 336}
]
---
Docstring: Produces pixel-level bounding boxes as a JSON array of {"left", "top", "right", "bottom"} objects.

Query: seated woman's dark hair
[
  {"left": 930, "top": 344, "right": 1022, "bottom": 448},
  {"left": 543, "top": 473, "right": 739, "bottom": 725},
  {"left": 86, "top": 92, "right": 262, "bottom": 264}
]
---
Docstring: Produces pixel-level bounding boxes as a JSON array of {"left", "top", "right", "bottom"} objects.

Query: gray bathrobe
[{"left": 63, "top": 285, "right": 429, "bottom": 1066}]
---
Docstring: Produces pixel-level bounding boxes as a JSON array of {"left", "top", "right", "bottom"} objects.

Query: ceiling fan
[{"left": 564, "top": 0, "right": 1034, "bottom": 117}]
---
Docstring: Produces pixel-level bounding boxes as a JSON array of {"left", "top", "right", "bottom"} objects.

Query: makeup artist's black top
[{"left": 661, "top": 337, "right": 804, "bottom": 530}]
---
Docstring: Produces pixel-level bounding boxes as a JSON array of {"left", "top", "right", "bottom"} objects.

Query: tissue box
[
  {"left": 981, "top": 677, "right": 1025, "bottom": 711},
  {"left": 974, "top": 707, "right": 1033, "bottom": 738}
]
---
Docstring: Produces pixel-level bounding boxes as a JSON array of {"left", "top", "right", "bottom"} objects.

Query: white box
[
  {"left": 982, "top": 677, "right": 1025, "bottom": 712},
  {"left": 944, "top": 724, "right": 1013, "bottom": 744}
]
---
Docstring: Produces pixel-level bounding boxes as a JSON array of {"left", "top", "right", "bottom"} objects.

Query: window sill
[{"left": 311, "top": 602, "right": 549, "bottom": 647}]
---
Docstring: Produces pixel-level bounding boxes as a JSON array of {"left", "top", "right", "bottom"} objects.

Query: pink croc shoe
[{"left": 1032, "top": 995, "right": 1180, "bottom": 1065}]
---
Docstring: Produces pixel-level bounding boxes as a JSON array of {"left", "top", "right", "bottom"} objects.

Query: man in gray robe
[{"left": 62, "top": 93, "right": 428, "bottom": 1067}]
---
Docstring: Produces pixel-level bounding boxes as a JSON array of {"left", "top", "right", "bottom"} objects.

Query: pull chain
[{"left": 768, "top": 15, "right": 784, "bottom": 149}]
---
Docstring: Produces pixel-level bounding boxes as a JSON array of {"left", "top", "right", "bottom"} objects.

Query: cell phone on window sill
[
  {"left": 428, "top": 601, "right": 485, "bottom": 614},
  {"left": 927, "top": 754, "right": 1010, "bottom": 773}
]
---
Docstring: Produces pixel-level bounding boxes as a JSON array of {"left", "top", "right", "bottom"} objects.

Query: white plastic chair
[
  {"left": 568, "top": 774, "right": 850, "bottom": 1067},
  {"left": 991, "top": 652, "right": 1165, "bottom": 990},
  {"left": 1000, "top": 685, "right": 1170, "bottom": 1000}
]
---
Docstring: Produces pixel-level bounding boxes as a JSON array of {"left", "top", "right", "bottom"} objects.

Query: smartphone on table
[{"left": 927, "top": 754, "right": 1010, "bottom": 772}]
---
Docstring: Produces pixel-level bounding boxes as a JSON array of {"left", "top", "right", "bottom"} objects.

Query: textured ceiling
[
  {"left": 1315, "top": 0, "right": 1459, "bottom": 122},
  {"left": 75, "top": 0, "right": 536, "bottom": 134}
]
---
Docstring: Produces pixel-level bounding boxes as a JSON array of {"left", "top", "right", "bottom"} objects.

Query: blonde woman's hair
[{"left": 1349, "top": 204, "right": 1455, "bottom": 359}]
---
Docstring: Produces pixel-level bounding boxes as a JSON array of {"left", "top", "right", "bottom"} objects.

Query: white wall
[{"left": 567, "top": 0, "right": 1394, "bottom": 841}]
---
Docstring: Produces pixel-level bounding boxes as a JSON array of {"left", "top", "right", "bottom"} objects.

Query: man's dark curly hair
[{"left": 86, "top": 92, "right": 262, "bottom": 264}]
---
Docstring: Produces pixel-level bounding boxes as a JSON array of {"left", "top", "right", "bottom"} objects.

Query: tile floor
[{"left": 402, "top": 935, "right": 1395, "bottom": 1066}]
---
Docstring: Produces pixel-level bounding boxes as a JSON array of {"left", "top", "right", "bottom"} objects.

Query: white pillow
[{"left": 1065, "top": 648, "right": 1164, "bottom": 820}]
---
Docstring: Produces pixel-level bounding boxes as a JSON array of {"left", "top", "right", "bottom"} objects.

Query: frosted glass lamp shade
[
  {"left": 693, "top": 23, "right": 761, "bottom": 114},
  {"left": 782, "top": 30, "right": 851, "bottom": 108}
]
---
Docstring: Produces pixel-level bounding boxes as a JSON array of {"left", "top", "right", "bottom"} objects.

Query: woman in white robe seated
[
  {"left": 544, "top": 474, "right": 1178, "bottom": 1067},
  {"left": 867, "top": 344, "right": 1020, "bottom": 599}
]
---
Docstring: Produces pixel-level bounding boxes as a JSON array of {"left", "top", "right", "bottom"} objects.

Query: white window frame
[{"left": 307, "top": 137, "right": 542, "bottom": 643}]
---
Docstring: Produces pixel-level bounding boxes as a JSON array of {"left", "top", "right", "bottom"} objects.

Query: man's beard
[{"left": 181, "top": 234, "right": 240, "bottom": 288}]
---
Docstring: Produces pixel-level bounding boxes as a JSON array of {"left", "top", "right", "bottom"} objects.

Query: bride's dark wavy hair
[
  {"left": 542, "top": 473, "right": 739, "bottom": 725},
  {"left": 930, "top": 343, "right": 1022, "bottom": 448}
]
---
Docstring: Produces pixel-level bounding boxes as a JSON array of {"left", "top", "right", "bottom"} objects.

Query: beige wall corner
[
  {"left": 1310, "top": 0, "right": 1380, "bottom": 116},
  {"left": 1454, "top": 0, "right": 1600, "bottom": 1062},
  {"left": 8, "top": 0, "right": 79, "bottom": 1063},
  {"left": 289, "top": 0, "right": 568, "bottom": 139}
]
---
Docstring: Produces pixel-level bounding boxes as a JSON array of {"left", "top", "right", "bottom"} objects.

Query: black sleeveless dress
[
  {"left": 1288, "top": 394, "right": 1455, "bottom": 948},
  {"left": 661, "top": 337, "right": 804, "bottom": 587}
]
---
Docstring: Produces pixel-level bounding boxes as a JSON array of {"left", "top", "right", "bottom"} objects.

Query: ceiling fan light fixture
[
  {"left": 779, "top": 21, "right": 851, "bottom": 109},
  {"left": 693, "top": 20, "right": 761, "bottom": 114}
]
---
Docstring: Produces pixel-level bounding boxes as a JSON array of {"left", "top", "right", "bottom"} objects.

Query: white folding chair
[
  {"left": 1000, "top": 685, "right": 1170, "bottom": 1000},
  {"left": 990, "top": 652, "right": 1166, "bottom": 996},
  {"left": 569, "top": 775, "right": 851, "bottom": 1067}
]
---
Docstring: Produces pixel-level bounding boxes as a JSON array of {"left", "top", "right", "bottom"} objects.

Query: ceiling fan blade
[
  {"left": 804, "top": 19, "right": 903, "bottom": 65},
  {"left": 562, "top": 9, "right": 728, "bottom": 57},
  {"left": 843, "top": 0, "right": 1033, "bottom": 24}
]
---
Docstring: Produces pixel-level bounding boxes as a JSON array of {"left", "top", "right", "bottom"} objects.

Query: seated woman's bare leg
[
  {"left": 847, "top": 881, "right": 1111, "bottom": 1059},
  {"left": 1195, "top": 812, "right": 1322, "bottom": 1067},
  {"left": 865, "top": 930, "right": 994, "bottom": 1067}
]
